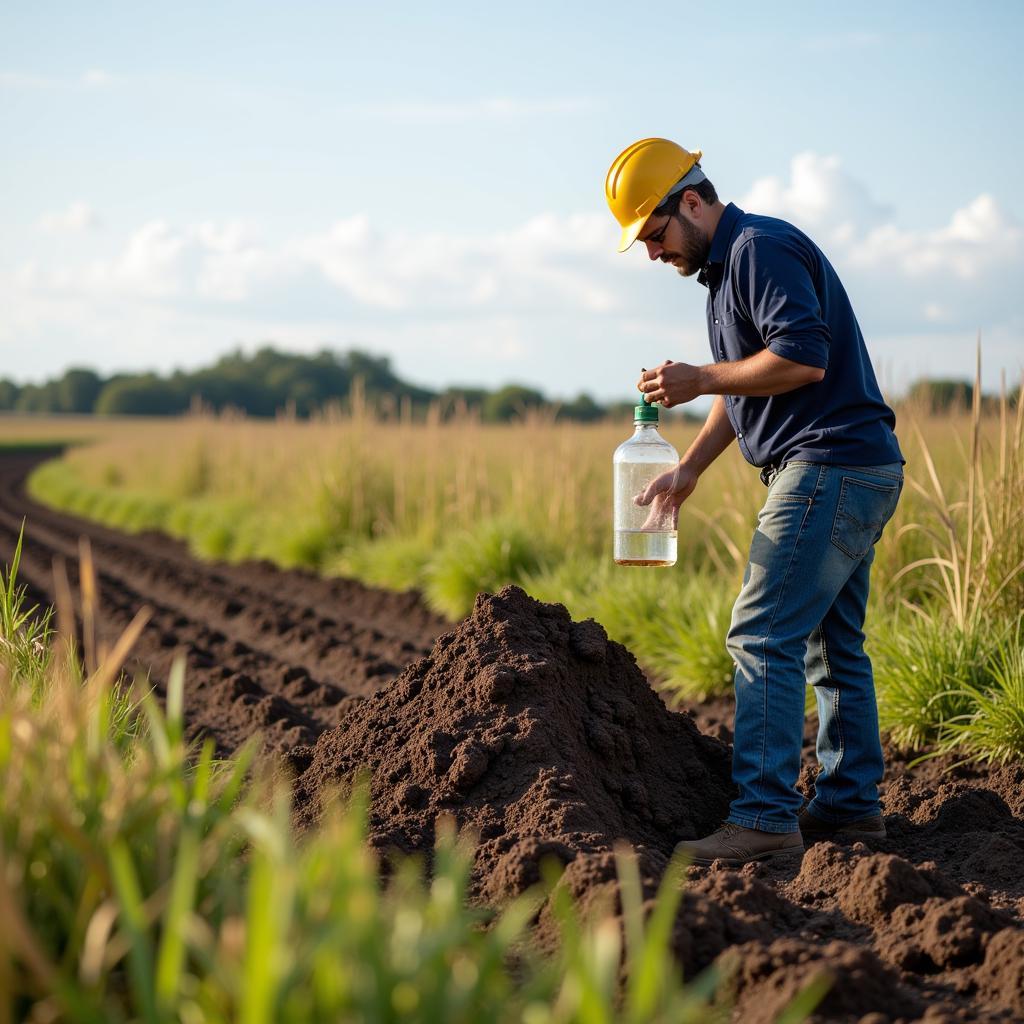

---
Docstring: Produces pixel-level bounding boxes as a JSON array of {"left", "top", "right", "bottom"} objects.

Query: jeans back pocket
[{"left": 830, "top": 476, "right": 901, "bottom": 559}]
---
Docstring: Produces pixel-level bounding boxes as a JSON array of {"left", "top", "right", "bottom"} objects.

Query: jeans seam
[
  {"left": 751, "top": 463, "right": 824, "bottom": 829},
  {"left": 818, "top": 612, "right": 848, "bottom": 817},
  {"left": 831, "top": 682, "right": 844, "bottom": 811},
  {"left": 819, "top": 628, "right": 834, "bottom": 815},
  {"left": 819, "top": 624, "right": 832, "bottom": 679}
]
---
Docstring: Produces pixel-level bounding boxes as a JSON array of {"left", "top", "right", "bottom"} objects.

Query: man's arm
[
  {"left": 697, "top": 348, "right": 824, "bottom": 396},
  {"left": 639, "top": 349, "right": 824, "bottom": 407},
  {"left": 679, "top": 395, "right": 736, "bottom": 473}
]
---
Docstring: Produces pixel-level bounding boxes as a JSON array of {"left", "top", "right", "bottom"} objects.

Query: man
[{"left": 604, "top": 138, "right": 904, "bottom": 866}]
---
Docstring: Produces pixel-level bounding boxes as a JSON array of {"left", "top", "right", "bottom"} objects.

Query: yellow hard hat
[{"left": 605, "top": 138, "right": 703, "bottom": 252}]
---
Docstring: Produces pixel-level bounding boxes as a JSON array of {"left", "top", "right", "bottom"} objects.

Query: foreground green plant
[
  {"left": 526, "top": 849, "right": 724, "bottom": 1024},
  {"left": 0, "top": 523, "right": 53, "bottom": 688}
]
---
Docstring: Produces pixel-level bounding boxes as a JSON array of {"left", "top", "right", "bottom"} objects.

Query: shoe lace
[{"left": 713, "top": 823, "right": 745, "bottom": 838}]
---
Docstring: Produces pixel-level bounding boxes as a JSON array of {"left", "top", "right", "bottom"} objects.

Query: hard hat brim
[{"left": 617, "top": 217, "right": 648, "bottom": 253}]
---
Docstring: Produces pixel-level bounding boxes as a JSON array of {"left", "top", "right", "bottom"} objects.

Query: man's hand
[
  {"left": 634, "top": 463, "right": 699, "bottom": 530},
  {"left": 636, "top": 361, "right": 705, "bottom": 408}
]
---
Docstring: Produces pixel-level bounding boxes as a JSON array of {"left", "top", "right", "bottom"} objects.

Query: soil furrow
[{"left": 0, "top": 449, "right": 445, "bottom": 754}]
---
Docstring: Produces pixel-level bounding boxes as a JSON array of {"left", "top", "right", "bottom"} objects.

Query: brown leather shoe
[
  {"left": 674, "top": 822, "right": 804, "bottom": 867},
  {"left": 798, "top": 809, "right": 887, "bottom": 841}
]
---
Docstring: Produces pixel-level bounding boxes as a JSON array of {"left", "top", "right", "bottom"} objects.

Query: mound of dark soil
[{"left": 291, "top": 584, "right": 734, "bottom": 900}]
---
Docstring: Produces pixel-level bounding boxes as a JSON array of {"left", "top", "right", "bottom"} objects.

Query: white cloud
[
  {"left": 741, "top": 154, "right": 1023, "bottom": 284},
  {"left": 20, "top": 210, "right": 623, "bottom": 316},
  {"left": 8, "top": 155, "right": 1023, "bottom": 397},
  {"left": 290, "top": 216, "right": 407, "bottom": 308},
  {"left": 740, "top": 152, "right": 891, "bottom": 248},
  {"left": 102, "top": 220, "right": 188, "bottom": 298},
  {"left": 847, "top": 194, "right": 1023, "bottom": 280},
  {"left": 37, "top": 201, "right": 100, "bottom": 233},
  {"left": 192, "top": 221, "right": 283, "bottom": 302}
]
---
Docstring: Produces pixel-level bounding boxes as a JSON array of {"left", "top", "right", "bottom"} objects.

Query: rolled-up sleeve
[{"left": 730, "top": 235, "right": 831, "bottom": 370}]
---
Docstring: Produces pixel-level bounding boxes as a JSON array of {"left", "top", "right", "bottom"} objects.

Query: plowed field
[
  {"left": 3, "top": 449, "right": 1022, "bottom": 1024},
  {"left": 0, "top": 449, "right": 445, "bottom": 755}
]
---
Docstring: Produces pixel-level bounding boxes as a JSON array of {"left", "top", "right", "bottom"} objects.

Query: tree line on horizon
[
  {"left": 0, "top": 348, "right": 626, "bottom": 423},
  {"left": 0, "top": 346, "right": 999, "bottom": 422}
]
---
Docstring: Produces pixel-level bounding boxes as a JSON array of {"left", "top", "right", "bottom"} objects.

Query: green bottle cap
[{"left": 634, "top": 401, "right": 659, "bottom": 423}]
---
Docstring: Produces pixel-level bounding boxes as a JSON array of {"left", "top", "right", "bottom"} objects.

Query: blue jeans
[{"left": 724, "top": 461, "right": 903, "bottom": 834}]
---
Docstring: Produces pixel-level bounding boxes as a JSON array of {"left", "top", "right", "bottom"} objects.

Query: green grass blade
[
  {"left": 108, "top": 840, "right": 159, "bottom": 1024},
  {"left": 154, "top": 818, "right": 201, "bottom": 1012}
]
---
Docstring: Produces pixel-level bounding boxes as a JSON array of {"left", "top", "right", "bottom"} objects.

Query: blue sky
[{"left": 3, "top": 0, "right": 1022, "bottom": 401}]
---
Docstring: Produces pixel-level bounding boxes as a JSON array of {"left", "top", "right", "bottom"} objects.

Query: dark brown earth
[
  {"left": 0, "top": 448, "right": 445, "bottom": 756},
  {"left": 3, "top": 448, "right": 1022, "bottom": 1024}
]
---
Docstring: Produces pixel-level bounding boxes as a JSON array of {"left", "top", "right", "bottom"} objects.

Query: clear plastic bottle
[{"left": 613, "top": 403, "right": 680, "bottom": 566}]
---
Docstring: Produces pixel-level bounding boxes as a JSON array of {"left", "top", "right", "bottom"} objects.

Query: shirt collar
[{"left": 698, "top": 202, "right": 744, "bottom": 289}]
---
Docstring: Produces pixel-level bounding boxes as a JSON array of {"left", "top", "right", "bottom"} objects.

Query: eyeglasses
[{"left": 642, "top": 211, "right": 676, "bottom": 247}]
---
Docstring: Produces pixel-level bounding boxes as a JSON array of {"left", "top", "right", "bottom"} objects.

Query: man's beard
[{"left": 663, "top": 215, "right": 711, "bottom": 277}]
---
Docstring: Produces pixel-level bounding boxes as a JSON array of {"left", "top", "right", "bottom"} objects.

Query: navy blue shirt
[{"left": 700, "top": 203, "right": 903, "bottom": 469}]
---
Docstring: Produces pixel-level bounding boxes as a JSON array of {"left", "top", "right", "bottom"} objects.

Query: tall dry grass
[
  {"left": 19, "top": 366, "right": 1024, "bottom": 734},
  {"left": 870, "top": 350, "right": 1024, "bottom": 759}
]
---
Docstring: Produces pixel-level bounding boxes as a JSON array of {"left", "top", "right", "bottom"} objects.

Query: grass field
[{"left": 18, "top": 374, "right": 1024, "bottom": 758}]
